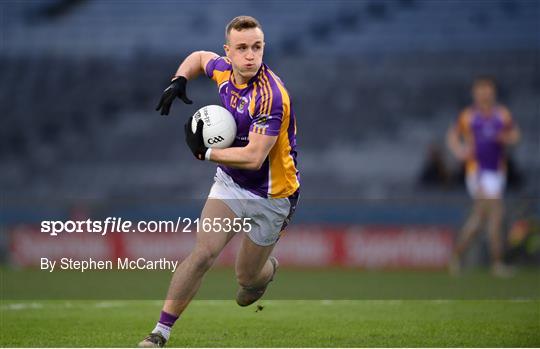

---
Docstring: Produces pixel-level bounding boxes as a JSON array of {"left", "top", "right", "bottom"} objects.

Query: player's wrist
[
  {"left": 171, "top": 75, "right": 188, "bottom": 83},
  {"left": 204, "top": 148, "right": 212, "bottom": 161}
]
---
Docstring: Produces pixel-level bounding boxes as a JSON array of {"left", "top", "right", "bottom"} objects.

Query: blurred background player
[
  {"left": 446, "top": 76, "right": 521, "bottom": 277},
  {"left": 139, "top": 16, "right": 299, "bottom": 347}
]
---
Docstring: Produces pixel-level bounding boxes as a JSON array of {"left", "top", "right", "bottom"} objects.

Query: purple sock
[{"left": 158, "top": 311, "right": 179, "bottom": 328}]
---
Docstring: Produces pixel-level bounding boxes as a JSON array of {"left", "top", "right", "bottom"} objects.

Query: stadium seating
[{"left": 1, "top": 0, "right": 539, "bottom": 203}]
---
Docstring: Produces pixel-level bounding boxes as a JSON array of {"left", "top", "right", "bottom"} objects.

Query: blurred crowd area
[{"left": 1, "top": 0, "right": 539, "bottom": 206}]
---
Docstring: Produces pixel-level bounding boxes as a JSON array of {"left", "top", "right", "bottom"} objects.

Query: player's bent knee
[{"left": 190, "top": 247, "right": 218, "bottom": 272}]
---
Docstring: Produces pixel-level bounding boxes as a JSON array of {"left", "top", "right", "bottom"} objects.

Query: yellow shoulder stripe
[
  {"left": 212, "top": 70, "right": 231, "bottom": 85},
  {"left": 259, "top": 69, "right": 270, "bottom": 116},
  {"left": 262, "top": 71, "right": 273, "bottom": 116},
  {"left": 249, "top": 82, "right": 258, "bottom": 116}
]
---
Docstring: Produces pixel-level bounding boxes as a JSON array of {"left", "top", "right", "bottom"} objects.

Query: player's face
[
  {"left": 473, "top": 83, "right": 496, "bottom": 107},
  {"left": 224, "top": 28, "right": 264, "bottom": 82}
]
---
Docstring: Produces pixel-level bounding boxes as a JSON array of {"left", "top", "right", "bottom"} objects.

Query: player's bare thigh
[{"left": 193, "top": 198, "right": 238, "bottom": 258}]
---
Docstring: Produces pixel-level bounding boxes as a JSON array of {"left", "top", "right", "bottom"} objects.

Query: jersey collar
[{"left": 230, "top": 64, "right": 265, "bottom": 90}]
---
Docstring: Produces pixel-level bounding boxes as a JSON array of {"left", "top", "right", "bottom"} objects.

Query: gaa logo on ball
[
  {"left": 191, "top": 105, "right": 237, "bottom": 148},
  {"left": 207, "top": 135, "right": 225, "bottom": 145}
]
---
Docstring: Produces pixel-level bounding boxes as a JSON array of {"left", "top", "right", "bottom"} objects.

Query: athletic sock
[{"left": 152, "top": 311, "right": 179, "bottom": 341}]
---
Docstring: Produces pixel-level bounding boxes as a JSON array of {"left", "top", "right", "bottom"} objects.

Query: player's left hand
[
  {"left": 184, "top": 117, "right": 208, "bottom": 160},
  {"left": 156, "top": 76, "right": 193, "bottom": 116}
]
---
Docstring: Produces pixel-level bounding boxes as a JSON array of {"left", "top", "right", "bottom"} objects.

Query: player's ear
[{"left": 223, "top": 44, "right": 230, "bottom": 58}]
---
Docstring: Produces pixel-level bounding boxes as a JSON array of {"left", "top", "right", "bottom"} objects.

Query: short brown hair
[{"left": 225, "top": 16, "right": 262, "bottom": 42}]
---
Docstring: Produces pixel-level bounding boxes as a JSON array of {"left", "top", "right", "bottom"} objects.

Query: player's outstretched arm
[
  {"left": 156, "top": 51, "right": 219, "bottom": 116},
  {"left": 172, "top": 51, "right": 219, "bottom": 81}
]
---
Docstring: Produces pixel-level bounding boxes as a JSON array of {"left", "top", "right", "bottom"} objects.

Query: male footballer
[
  {"left": 447, "top": 76, "right": 520, "bottom": 277},
  {"left": 139, "top": 16, "right": 299, "bottom": 347}
]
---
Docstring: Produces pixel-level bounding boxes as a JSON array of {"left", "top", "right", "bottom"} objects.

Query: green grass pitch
[
  {"left": 1, "top": 300, "right": 539, "bottom": 347},
  {"left": 1, "top": 269, "right": 539, "bottom": 347}
]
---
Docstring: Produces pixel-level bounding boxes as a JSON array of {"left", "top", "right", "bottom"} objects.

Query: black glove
[
  {"left": 184, "top": 117, "right": 207, "bottom": 160},
  {"left": 155, "top": 76, "right": 193, "bottom": 116}
]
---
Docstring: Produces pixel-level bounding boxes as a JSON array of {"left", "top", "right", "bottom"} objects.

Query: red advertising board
[{"left": 9, "top": 224, "right": 453, "bottom": 269}]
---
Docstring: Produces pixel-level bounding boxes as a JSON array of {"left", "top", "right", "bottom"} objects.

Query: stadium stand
[{"left": 1, "top": 0, "right": 539, "bottom": 203}]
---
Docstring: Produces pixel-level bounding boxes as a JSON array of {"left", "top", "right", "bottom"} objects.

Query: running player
[
  {"left": 446, "top": 76, "right": 520, "bottom": 277},
  {"left": 139, "top": 16, "right": 299, "bottom": 347}
]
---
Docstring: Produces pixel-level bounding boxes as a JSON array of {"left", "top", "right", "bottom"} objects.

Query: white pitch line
[
  {"left": 1, "top": 298, "right": 535, "bottom": 311},
  {"left": 0, "top": 302, "right": 43, "bottom": 311}
]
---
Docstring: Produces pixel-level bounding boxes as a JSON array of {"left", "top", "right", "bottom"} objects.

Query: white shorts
[
  {"left": 208, "top": 168, "right": 298, "bottom": 246},
  {"left": 466, "top": 170, "right": 506, "bottom": 199}
]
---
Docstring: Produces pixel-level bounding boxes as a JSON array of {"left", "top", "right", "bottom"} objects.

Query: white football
[{"left": 191, "top": 105, "right": 237, "bottom": 148}]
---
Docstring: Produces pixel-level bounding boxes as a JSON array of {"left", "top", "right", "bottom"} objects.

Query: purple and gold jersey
[
  {"left": 205, "top": 57, "right": 299, "bottom": 198},
  {"left": 457, "top": 106, "right": 514, "bottom": 174}
]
